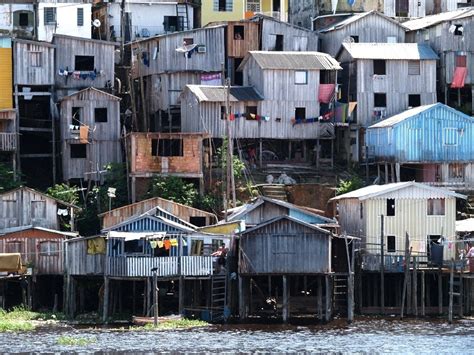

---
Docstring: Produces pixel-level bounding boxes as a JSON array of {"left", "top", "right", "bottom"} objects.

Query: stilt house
[{"left": 366, "top": 103, "right": 474, "bottom": 189}]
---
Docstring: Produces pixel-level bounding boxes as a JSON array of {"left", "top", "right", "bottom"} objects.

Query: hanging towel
[
  {"left": 79, "top": 125, "right": 89, "bottom": 143},
  {"left": 150, "top": 240, "right": 158, "bottom": 249},
  {"left": 229, "top": 113, "right": 235, "bottom": 121},
  {"left": 170, "top": 239, "right": 178, "bottom": 247},
  {"left": 451, "top": 67, "right": 467, "bottom": 88},
  {"left": 72, "top": 71, "right": 81, "bottom": 80},
  {"left": 164, "top": 239, "right": 171, "bottom": 250},
  {"left": 157, "top": 240, "right": 164, "bottom": 249},
  {"left": 318, "top": 84, "right": 335, "bottom": 104}
]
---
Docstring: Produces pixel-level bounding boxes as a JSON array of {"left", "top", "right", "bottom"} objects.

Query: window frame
[
  {"left": 94, "top": 107, "right": 108, "bottom": 123},
  {"left": 427, "top": 198, "right": 445, "bottom": 216},
  {"left": 373, "top": 60, "right": 386, "bottom": 75},
  {"left": 386, "top": 198, "right": 395, "bottom": 216},
  {"left": 408, "top": 94, "right": 421, "bottom": 108},
  {"left": 294, "top": 70, "right": 308, "bottom": 85},
  {"left": 151, "top": 138, "right": 184, "bottom": 157},
  {"left": 77, "top": 7, "right": 84, "bottom": 27},
  {"left": 28, "top": 51, "right": 42, "bottom": 68},
  {"left": 233, "top": 25, "right": 244, "bottom": 40},
  {"left": 44, "top": 7, "right": 56, "bottom": 25},
  {"left": 387, "top": 235, "right": 396, "bottom": 253},
  {"left": 70, "top": 144, "right": 87, "bottom": 159},
  {"left": 39, "top": 241, "right": 60, "bottom": 256},
  {"left": 408, "top": 60, "right": 420, "bottom": 75},
  {"left": 74, "top": 55, "right": 95, "bottom": 71},
  {"left": 443, "top": 127, "right": 460, "bottom": 146},
  {"left": 374, "top": 93, "right": 387, "bottom": 107}
]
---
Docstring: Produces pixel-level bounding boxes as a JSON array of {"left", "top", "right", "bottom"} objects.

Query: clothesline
[{"left": 58, "top": 68, "right": 104, "bottom": 80}]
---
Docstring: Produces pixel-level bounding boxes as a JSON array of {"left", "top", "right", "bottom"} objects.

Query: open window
[
  {"left": 386, "top": 198, "right": 395, "bottom": 216},
  {"left": 387, "top": 235, "right": 396, "bottom": 252},
  {"left": 234, "top": 25, "right": 244, "bottom": 40},
  {"left": 454, "top": 24, "right": 463, "bottom": 36},
  {"left": 39, "top": 241, "right": 59, "bottom": 256},
  {"left": 408, "top": 94, "right": 421, "bottom": 107},
  {"left": 295, "top": 107, "right": 306, "bottom": 120},
  {"left": 275, "top": 34, "right": 284, "bottom": 51},
  {"left": 190, "top": 216, "right": 207, "bottom": 227},
  {"left": 124, "top": 239, "right": 145, "bottom": 254},
  {"left": 72, "top": 107, "right": 82, "bottom": 126},
  {"left": 427, "top": 198, "right": 445, "bottom": 216},
  {"left": 350, "top": 35, "right": 359, "bottom": 43},
  {"left": 70, "top": 144, "right": 87, "bottom": 158},
  {"left": 373, "top": 60, "right": 386, "bottom": 75},
  {"left": 94, "top": 108, "right": 108, "bottom": 123},
  {"left": 245, "top": 106, "right": 257, "bottom": 120},
  {"left": 151, "top": 138, "right": 183, "bottom": 157},
  {"left": 74, "top": 56, "right": 94, "bottom": 71},
  {"left": 374, "top": 93, "right": 387, "bottom": 107}
]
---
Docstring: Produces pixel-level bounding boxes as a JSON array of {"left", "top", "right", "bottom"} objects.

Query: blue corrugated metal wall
[
  {"left": 367, "top": 104, "right": 474, "bottom": 162},
  {"left": 289, "top": 209, "right": 332, "bottom": 224}
]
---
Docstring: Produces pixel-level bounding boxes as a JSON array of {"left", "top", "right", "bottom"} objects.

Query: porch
[{"left": 0, "top": 133, "right": 16, "bottom": 151}]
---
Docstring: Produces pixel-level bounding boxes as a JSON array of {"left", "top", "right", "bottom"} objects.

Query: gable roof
[
  {"left": 0, "top": 186, "right": 81, "bottom": 210},
  {"left": 330, "top": 182, "right": 466, "bottom": 201},
  {"left": 317, "top": 11, "right": 406, "bottom": 33},
  {"left": 249, "top": 13, "right": 315, "bottom": 32},
  {"left": 128, "top": 25, "right": 226, "bottom": 45},
  {"left": 340, "top": 42, "right": 438, "bottom": 60},
  {"left": 240, "top": 215, "right": 332, "bottom": 236},
  {"left": 61, "top": 87, "right": 121, "bottom": 101},
  {"left": 228, "top": 196, "right": 336, "bottom": 224},
  {"left": 239, "top": 51, "right": 342, "bottom": 71},
  {"left": 102, "top": 213, "right": 195, "bottom": 233},
  {"left": 403, "top": 7, "right": 474, "bottom": 31},
  {"left": 0, "top": 225, "right": 78, "bottom": 238},
  {"left": 368, "top": 103, "right": 473, "bottom": 128},
  {"left": 53, "top": 34, "right": 119, "bottom": 46},
  {"left": 185, "top": 85, "right": 263, "bottom": 102}
]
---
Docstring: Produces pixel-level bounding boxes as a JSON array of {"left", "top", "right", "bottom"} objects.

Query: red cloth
[
  {"left": 318, "top": 84, "right": 335, "bottom": 103},
  {"left": 451, "top": 67, "right": 467, "bottom": 88}
]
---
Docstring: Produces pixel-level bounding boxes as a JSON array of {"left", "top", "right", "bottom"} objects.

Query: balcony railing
[
  {"left": 255, "top": 11, "right": 288, "bottom": 22},
  {"left": 0, "top": 133, "right": 17, "bottom": 151}
]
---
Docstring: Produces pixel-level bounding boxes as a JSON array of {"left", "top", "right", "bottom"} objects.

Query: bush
[
  {"left": 149, "top": 176, "right": 198, "bottom": 206},
  {"left": 0, "top": 163, "right": 21, "bottom": 192},
  {"left": 336, "top": 176, "right": 364, "bottom": 195}
]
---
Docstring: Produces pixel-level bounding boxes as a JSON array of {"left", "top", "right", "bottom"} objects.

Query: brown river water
[{"left": 1, "top": 317, "right": 474, "bottom": 354}]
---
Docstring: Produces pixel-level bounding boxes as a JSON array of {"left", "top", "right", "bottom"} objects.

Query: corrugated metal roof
[
  {"left": 240, "top": 215, "right": 332, "bottom": 235},
  {"left": 331, "top": 182, "right": 466, "bottom": 201},
  {"left": 241, "top": 51, "right": 342, "bottom": 70},
  {"left": 0, "top": 225, "right": 78, "bottom": 238},
  {"left": 403, "top": 7, "right": 474, "bottom": 31},
  {"left": 369, "top": 103, "right": 439, "bottom": 128},
  {"left": 456, "top": 218, "right": 474, "bottom": 233},
  {"left": 185, "top": 85, "right": 263, "bottom": 102},
  {"left": 341, "top": 42, "right": 439, "bottom": 60},
  {"left": 317, "top": 11, "right": 406, "bottom": 33}
]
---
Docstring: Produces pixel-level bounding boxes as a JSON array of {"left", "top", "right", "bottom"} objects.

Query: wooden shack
[
  {"left": 53, "top": 35, "right": 116, "bottom": 96},
  {"left": 13, "top": 39, "right": 56, "bottom": 186},
  {"left": 59, "top": 87, "right": 122, "bottom": 182},
  {"left": 127, "top": 132, "right": 208, "bottom": 202},
  {"left": 315, "top": 11, "right": 407, "bottom": 58},
  {"left": 99, "top": 196, "right": 217, "bottom": 230},
  {"left": 238, "top": 215, "right": 335, "bottom": 322},
  {"left": 336, "top": 42, "right": 438, "bottom": 162},
  {"left": 0, "top": 186, "right": 79, "bottom": 231},
  {"left": 0, "top": 226, "right": 77, "bottom": 310},
  {"left": 404, "top": 8, "right": 474, "bottom": 115},
  {"left": 366, "top": 103, "right": 474, "bottom": 188}
]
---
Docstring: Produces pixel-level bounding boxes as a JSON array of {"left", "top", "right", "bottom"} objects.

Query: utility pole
[{"left": 120, "top": 0, "right": 126, "bottom": 65}]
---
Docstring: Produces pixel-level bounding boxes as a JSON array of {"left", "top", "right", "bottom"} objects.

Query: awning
[
  {"left": 318, "top": 84, "right": 335, "bottom": 104},
  {"left": 451, "top": 67, "right": 467, "bottom": 88},
  {"left": 107, "top": 231, "right": 166, "bottom": 241},
  {"left": 0, "top": 253, "right": 22, "bottom": 272},
  {"left": 456, "top": 218, "right": 474, "bottom": 233}
]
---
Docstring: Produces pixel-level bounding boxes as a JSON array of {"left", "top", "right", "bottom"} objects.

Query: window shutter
[
  {"left": 77, "top": 8, "right": 84, "bottom": 26},
  {"left": 226, "top": 0, "right": 233, "bottom": 11},
  {"left": 44, "top": 7, "right": 56, "bottom": 24},
  {"left": 213, "top": 0, "right": 219, "bottom": 11},
  {"left": 408, "top": 60, "right": 420, "bottom": 75}
]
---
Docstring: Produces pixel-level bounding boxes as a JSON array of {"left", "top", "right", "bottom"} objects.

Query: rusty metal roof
[
  {"left": 240, "top": 51, "right": 342, "bottom": 71},
  {"left": 341, "top": 42, "right": 439, "bottom": 60},
  {"left": 186, "top": 85, "right": 263, "bottom": 102}
]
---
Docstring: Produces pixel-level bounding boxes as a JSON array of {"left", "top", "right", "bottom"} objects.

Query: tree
[
  {"left": 98, "top": 163, "right": 129, "bottom": 212},
  {"left": 46, "top": 183, "right": 80, "bottom": 231},
  {"left": 336, "top": 176, "right": 364, "bottom": 196},
  {"left": 149, "top": 176, "right": 198, "bottom": 206},
  {"left": 217, "top": 138, "right": 245, "bottom": 181},
  {"left": 0, "top": 163, "right": 21, "bottom": 192}
]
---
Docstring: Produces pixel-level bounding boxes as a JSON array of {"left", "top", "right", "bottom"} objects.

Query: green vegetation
[
  {"left": 0, "top": 306, "right": 64, "bottom": 332},
  {"left": 0, "top": 163, "right": 22, "bottom": 192},
  {"left": 336, "top": 175, "right": 364, "bottom": 196},
  {"left": 57, "top": 335, "right": 97, "bottom": 346},
  {"left": 149, "top": 176, "right": 198, "bottom": 206},
  {"left": 136, "top": 319, "right": 208, "bottom": 331}
]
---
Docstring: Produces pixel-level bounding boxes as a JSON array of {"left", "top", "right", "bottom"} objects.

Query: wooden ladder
[
  {"left": 176, "top": 4, "right": 190, "bottom": 31},
  {"left": 210, "top": 274, "right": 227, "bottom": 322},
  {"left": 449, "top": 263, "right": 463, "bottom": 323}
]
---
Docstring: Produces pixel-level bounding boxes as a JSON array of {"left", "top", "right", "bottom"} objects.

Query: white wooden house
[{"left": 331, "top": 182, "right": 466, "bottom": 270}]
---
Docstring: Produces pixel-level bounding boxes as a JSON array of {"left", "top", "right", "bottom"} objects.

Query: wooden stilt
[
  {"left": 449, "top": 263, "right": 454, "bottom": 324},
  {"left": 384, "top": 163, "right": 389, "bottom": 184},
  {"left": 143, "top": 280, "right": 147, "bottom": 316},
  {"left": 421, "top": 270, "right": 425, "bottom": 317},
  {"left": 325, "top": 275, "right": 332, "bottom": 322},
  {"left": 282, "top": 275, "right": 289, "bottom": 323},
  {"left": 413, "top": 257, "right": 418, "bottom": 317},
  {"left": 460, "top": 273, "right": 464, "bottom": 318},
  {"left": 147, "top": 277, "right": 152, "bottom": 316},
  {"left": 238, "top": 276, "right": 245, "bottom": 320},
  {"left": 179, "top": 277, "right": 185, "bottom": 315},
  {"left": 103, "top": 277, "right": 109, "bottom": 323},
  {"left": 400, "top": 233, "right": 411, "bottom": 319},
  {"left": 438, "top": 268, "right": 443, "bottom": 315},
  {"left": 317, "top": 276, "right": 322, "bottom": 320}
]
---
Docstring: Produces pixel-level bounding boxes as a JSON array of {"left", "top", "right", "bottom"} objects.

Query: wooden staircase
[
  {"left": 210, "top": 274, "right": 227, "bottom": 322},
  {"left": 261, "top": 184, "right": 288, "bottom": 201},
  {"left": 333, "top": 275, "right": 348, "bottom": 315}
]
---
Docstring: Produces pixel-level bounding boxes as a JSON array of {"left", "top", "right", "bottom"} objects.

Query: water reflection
[{"left": 2, "top": 318, "right": 474, "bottom": 354}]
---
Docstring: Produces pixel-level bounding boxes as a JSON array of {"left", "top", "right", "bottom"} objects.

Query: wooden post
[
  {"left": 449, "top": 261, "right": 454, "bottom": 324},
  {"left": 179, "top": 277, "right": 185, "bottom": 315},
  {"left": 325, "top": 275, "right": 332, "bottom": 322},
  {"left": 421, "top": 270, "right": 425, "bottom": 317},
  {"left": 390, "top": 164, "right": 395, "bottom": 183},
  {"left": 377, "top": 164, "right": 381, "bottom": 182},
  {"left": 317, "top": 276, "right": 323, "bottom": 320},
  {"left": 316, "top": 139, "right": 320, "bottom": 169},
  {"left": 153, "top": 270, "right": 158, "bottom": 326},
  {"left": 282, "top": 275, "right": 289, "bottom": 323},
  {"left": 103, "top": 276, "right": 109, "bottom": 323},
  {"left": 380, "top": 215, "right": 385, "bottom": 315},
  {"left": 344, "top": 233, "right": 354, "bottom": 324},
  {"left": 460, "top": 273, "right": 464, "bottom": 318},
  {"left": 259, "top": 138, "right": 262, "bottom": 168},
  {"left": 400, "top": 233, "right": 411, "bottom": 319},
  {"left": 384, "top": 163, "right": 389, "bottom": 184},
  {"left": 147, "top": 277, "right": 152, "bottom": 316},
  {"left": 413, "top": 256, "right": 418, "bottom": 317},
  {"left": 238, "top": 276, "right": 245, "bottom": 320},
  {"left": 395, "top": 163, "right": 401, "bottom": 183},
  {"left": 438, "top": 268, "right": 443, "bottom": 315}
]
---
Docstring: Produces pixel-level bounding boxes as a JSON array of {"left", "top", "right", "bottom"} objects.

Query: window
[
  {"left": 39, "top": 241, "right": 59, "bottom": 256},
  {"left": 350, "top": 35, "right": 359, "bottom": 43},
  {"left": 6, "top": 241, "right": 22, "bottom": 254},
  {"left": 359, "top": 203, "right": 363, "bottom": 219},
  {"left": 294, "top": 70, "right": 308, "bottom": 85},
  {"left": 395, "top": 0, "right": 409, "bottom": 17},
  {"left": 44, "top": 7, "right": 56, "bottom": 25},
  {"left": 163, "top": 16, "right": 183, "bottom": 32},
  {"left": 19, "top": 13, "right": 29, "bottom": 27},
  {"left": 31, "top": 200, "right": 46, "bottom": 219},
  {"left": 386, "top": 198, "right": 395, "bottom": 216},
  {"left": 408, "top": 94, "right": 421, "bottom": 107},
  {"left": 220, "top": 106, "right": 226, "bottom": 120},
  {"left": 443, "top": 128, "right": 460, "bottom": 146},
  {"left": 151, "top": 138, "right": 183, "bottom": 157},
  {"left": 77, "top": 8, "right": 84, "bottom": 26},
  {"left": 216, "top": 0, "right": 232, "bottom": 12},
  {"left": 295, "top": 107, "right": 306, "bottom": 120},
  {"left": 124, "top": 240, "right": 145, "bottom": 254},
  {"left": 72, "top": 107, "right": 82, "bottom": 126},
  {"left": 245, "top": 106, "right": 257, "bottom": 120},
  {"left": 454, "top": 24, "right": 463, "bottom": 36},
  {"left": 29, "top": 52, "right": 42, "bottom": 68},
  {"left": 449, "top": 163, "right": 464, "bottom": 179},
  {"left": 70, "top": 144, "right": 87, "bottom": 158},
  {"left": 387, "top": 236, "right": 396, "bottom": 252},
  {"left": 373, "top": 60, "right": 386, "bottom": 75},
  {"left": 408, "top": 60, "right": 420, "bottom": 75},
  {"left": 456, "top": 54, "right": 467, "bottom": 68},
  {"left": 246, "top": 0, "right": 260, "bottom": 12},
  {"left": 275, "top": 34, "right": 284, "bottom": 51},
  {"left": 428, "top": 198, "right": 445, "bottom": 215},
  {"left": 183, "top": 38, "right": 194, "bottom": 45},
  {"left": 74, "top": 55, "right": 94, "bottom": 71},
  {"left": 95, "top": 108, "right": 108, "bottom": 123},
  {"left": 234, "top": 25, "right": 244, "bottom": 40},
  {"left": 190, "top": 216, "right": 207, "bottom": 227},
  {"left": 374, "top": 93, "right": 387, "bottom": 107}
]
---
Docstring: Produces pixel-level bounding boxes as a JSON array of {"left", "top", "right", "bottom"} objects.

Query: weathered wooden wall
[
  {"left": 60, "top": 88, "right": 122, "bottom": 181},
  {"left": 239, "top": 218, "right": 331, "bottom": 275},
  {"left": 384, "top": 0, "right": 425, "bottom": 17},
  {"left": 129, "top": 132, "right": 204, "bottom": 177},
  {"left": 319, "top": 12, "right": 406, "bottom": 58},
  {"left": 65, "top": 237, "right": 105, "bottom": 276},
  {"left": 227, "top": 21, "right": 260, "bottom": 58},
  {"left": 53, "top": 35, "right": 116, "bottom": 90},
  {"left": 14, "top": 39, "right": 55, "bottom": 86},
  {"left": 260, "top": 17, "right": 318, "bottom": 52},
  {"left": 0, "top": 229, "right": 66, "bottom": 274},
  {"left": 0, "top": 188, "right": 59, "bottom": 230}
]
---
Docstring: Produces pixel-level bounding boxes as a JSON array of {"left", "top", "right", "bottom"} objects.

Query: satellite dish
[
  {"left": 92, "top": 19, "right": 101, "bottom": 28},
  {"left": 342, "top": 36, "right": 355, "bottom": 43}
]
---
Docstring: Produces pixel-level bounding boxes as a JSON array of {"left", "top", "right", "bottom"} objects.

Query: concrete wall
[{"left": 38, "top": 3, "right": 91, "bottom": 42}]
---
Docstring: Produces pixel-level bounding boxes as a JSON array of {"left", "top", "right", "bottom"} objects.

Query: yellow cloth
[
  {"left": 157, "top": 241, "right": 164, "bottom": 248},
  {"left": 0, "top": 253, "right": 22, "bottom": 272},
  {"left": 150, "top": 241, "right": 158, "bottom": 249},
  {"left": 170, "top": 239, "right": 178, "bottom": 247},
  {"left": 87, "top": 238, "right": 106, "bottom": 255}
]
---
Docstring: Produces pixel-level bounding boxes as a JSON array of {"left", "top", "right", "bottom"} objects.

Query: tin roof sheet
[
  {"left": 241, "top": 51, "right": 342, "bottom": 70},
  {"left": 403, "top": 7, "right": 474, "bottom": 31},
  {"left": 185, "top": 85, "right": 263, "bottom": 102},
  {"left": 317, "top": 11, "right": 406, "bottom": 33},
  {"left": 341, "top": 42, "right": 438, "bottom": 60}
]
